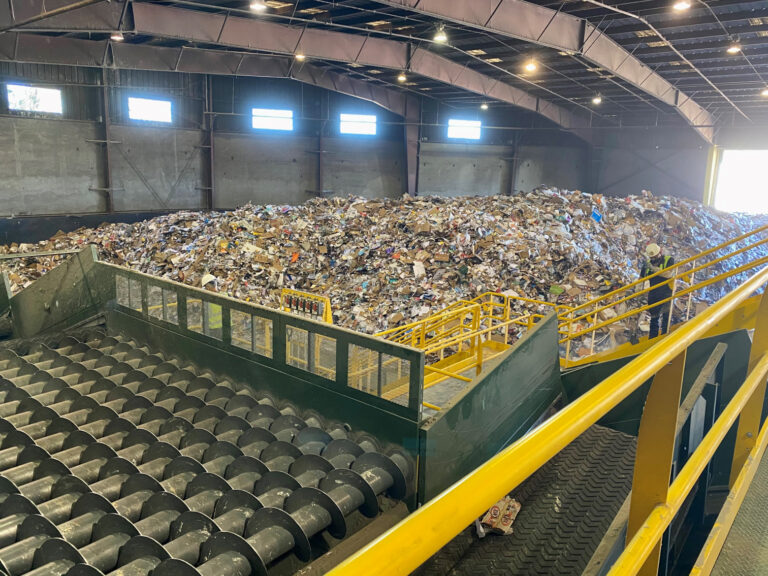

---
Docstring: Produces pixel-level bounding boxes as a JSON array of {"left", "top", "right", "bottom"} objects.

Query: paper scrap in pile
[{"left": 1, "top": 189, "right": 766, "bottom": 340}]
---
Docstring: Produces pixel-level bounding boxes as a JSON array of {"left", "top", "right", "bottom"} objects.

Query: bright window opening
[
  {"left": 128, "top": 97, "right": 172, "bottom": 123},
  {"left": 714, "top": 149, "right": 768, "bottom": 214},
  {"left": 252, "top": 108, "right": 294, "bottom": 131},
  {"left": 448, "top": 118, "right": 481, "bottom": 140},
  {"left": 340, "top": 113, "right": 377, "bottom": 135},
  {"left": 7, "top": 84, "right": 63, "bottom": 114}
]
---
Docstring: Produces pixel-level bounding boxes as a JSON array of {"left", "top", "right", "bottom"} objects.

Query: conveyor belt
[
  {"left": 414, "top": 425, "right": 636, "bottom": 576},
  {"left": 0, "top": 328, "right": 411, "bottom": 576}
]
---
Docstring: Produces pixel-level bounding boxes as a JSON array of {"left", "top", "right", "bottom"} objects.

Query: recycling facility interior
[{"left": 1, "top": 0, "right": 768, "bottom": 575}]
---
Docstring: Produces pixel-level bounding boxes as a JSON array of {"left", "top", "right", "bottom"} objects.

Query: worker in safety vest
[{"left": 641, "top": 243, "right": 675, "bottom": 339}]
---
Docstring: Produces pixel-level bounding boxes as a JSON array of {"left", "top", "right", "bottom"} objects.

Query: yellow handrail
[
  {"left": 563, "top": 233, "right": 768, "bottom": 330},
  {"left": 561, "top": 252, "right": 768, "bottom": 344},
  {"left": 566, "top": 223, "right": 768, "bottom": 316},
  {"left": 328, "top": 264, "right": 768, "bottom": 576}
]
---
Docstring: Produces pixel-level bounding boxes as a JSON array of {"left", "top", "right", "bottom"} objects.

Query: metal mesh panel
[
  {"left": 253, "top": 316, "right": 273, "bottom": 358},
  {"left": 128, "top": 279, "right": 142, "bottom": 312},
  {"left": 204, "top": 302, "right": 223, "bottom": 340},
  {"left": 148, "top": 285, "right": 163, "bottom": 320},
  {"left": 231, "top": 310, "right": 252, "bottom": 351},
  {"left": 286, "top": 325, "right": 309, "bottom": 370},
  {"left": 348, "top": 345, "right": 380, "bottom": 396},
  {"left": 187, "top": 298, "right": 203, "bottom": 334},
  {"left": 116, "top": 275, "right": 130, "bottom": 308},
  {"left": 312, "top": 334, "right": 337, "bottom": 380},
  {"left": 163, "top": 289, "right": 178, "bottom": 325}
]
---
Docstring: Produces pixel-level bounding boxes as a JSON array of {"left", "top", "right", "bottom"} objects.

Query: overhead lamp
[
  {"left": 397, "top": 71, "right": 407, "bottom": 83},
  {"left": 727, "top": 40, "right": 741, "bottom": 54},
  {"left": 110, "top": 31, "right": 124, "bottom": 41},
  {"left": 433, "top": 25, "right": 448, "bottom": 43},
  {"left": 481, "top": 102, "right": 489, "bottom": 110},
  {"left": 762, "top": 87, "right": 768, "bottom": 97},
  {"left": 524, "top": 59, "right": 538, "bottom": 72},
  {"left": 672, "top": 0, "right": 690, "bottom": 11},
  {"left": 592, "top": 94, "right": 602, "bottom": 105},
  {"left": 249, "top": 1, "right": 268, "bottom": 11},
  {"left": 295, "top": 53, "right": 306, "bottom": 61}
]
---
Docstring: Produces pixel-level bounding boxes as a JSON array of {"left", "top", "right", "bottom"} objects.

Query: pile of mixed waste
[{"left": 2, "top": 189, "right": 766, "bottom": 343}]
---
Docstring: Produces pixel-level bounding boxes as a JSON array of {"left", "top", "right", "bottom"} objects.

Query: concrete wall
[
  {"left": 514, "top": 145, "right": 588, "bottom": 193},
  {"left": 214, "top": 132, "right": 316, "bottom": 207},
  {"left": 419, "top": 143, "right": 512, "bottom": 197},
  {"left": 214, "top": 132, "right": 403, "bottom": 208},
  {"left": 0, "top": 117, "right": 104, "bottom": 216},
  {"left": 110, "top": 125, "right": 206, "bottom": 211},
  {"left": 592, "top": 128, "right": 709, "bottom": 201}
]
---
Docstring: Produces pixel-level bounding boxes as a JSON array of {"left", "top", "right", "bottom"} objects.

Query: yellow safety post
[
  {"left": 608, "top": 351, "right": 768, "bottom": 575},
  {"left": 729, "top": 290, "right": 768, "bottom": 486},
  {"left": 563, "top": 310, "right": 574, "bottom": 369},
  {"left": 685, "top": 260, "right": 696, "bottom": 322},
  {"left": 691, "top": 411, "right": 768, "bottom": 576},
  {"left": 626, "top": 350, "right": 687, "bottom": 576}
]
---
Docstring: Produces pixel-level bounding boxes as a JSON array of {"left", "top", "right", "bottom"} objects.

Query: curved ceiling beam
[
  {"left": 129, "top": 2, "right": 591, "bottom": 138},
  {"left": 371, "top": 0, "right": 715, "bottom": 142},
  {"left": 0, "top": 32, "right": 417, "bottom": 119},
  {"left": 0, "top": 0, "right": 592, "bottom": 138}
]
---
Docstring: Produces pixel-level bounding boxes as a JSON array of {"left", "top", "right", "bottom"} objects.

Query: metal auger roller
[
  {"left": 0, "top": 329, "right": 413, "bottom": 576},
  {"left": 149, "top": 449, "right": 407, "bottom": 576}
]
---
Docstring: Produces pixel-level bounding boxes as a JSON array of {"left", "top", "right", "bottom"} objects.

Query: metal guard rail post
[{"left": 328, "top": 265, "right": 768, "bottom": 576}]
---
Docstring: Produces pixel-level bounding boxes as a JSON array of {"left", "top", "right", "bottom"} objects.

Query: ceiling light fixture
[
  {"left": 481, "top": 102, "right": 489, "bottom": 110},
  {"left": 672, "top": 0, "right": 690, "bottom": 11},
  {"left": 433, "top": 25, "right": 448, "bottom": 43},
  {"left": 295, "top": 53, "right": 306, "bottom": 61},
  {"left": 762, "top": 87, "right": 768, "bottom": 97},
  {"left": 592, "top": 94, "right": 602, "bottom": 105},
  {"left": 110, "top": 31, "right": 124, "bottom": 41},
  {"left": 727, "top": 39, "right": 742, "bottom": 54},
  {"left": 397, "top": 72, "right": 407, "bottom": 83},
  {"left": 249, "top": 1, "right": 268, "bottom": 12},
  {"left": 524, "top": 59, "right": 538, "bottom": 72}
]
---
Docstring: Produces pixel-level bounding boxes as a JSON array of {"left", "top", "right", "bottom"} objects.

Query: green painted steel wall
[
  {"left": 418, "top": 314, "right": 563, "bottom": 503},
  {"left": 7, "top": 246, "right": 113, "bottom": 338}
]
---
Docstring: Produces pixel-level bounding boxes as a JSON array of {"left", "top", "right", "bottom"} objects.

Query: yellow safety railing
[
  {"left": 329, "top": 263, "right": 768, "bottom": 576},
  {"left": 557, "top": 224, "right": 768, "bottom": 365}
]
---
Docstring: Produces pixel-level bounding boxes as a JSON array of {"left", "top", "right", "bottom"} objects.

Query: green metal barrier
[{"left": 418, "top": 313, "right": 562, "bottom": 501}]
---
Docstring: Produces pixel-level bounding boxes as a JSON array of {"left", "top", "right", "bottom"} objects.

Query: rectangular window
[
  {"left": 7, "top": 84, "right": 62, "bottom": 115},
  {"left": 252, "top": 108, "right": 294, "bottom": 131},
  {"left": 340, "top": 113, "right": 377, "bottom": 135},
  {"left": 447, "top": 119, "right": 481, "bottom": 140},
  {"left": 128, "top": 96, "right": 172, "bottom": 123}
]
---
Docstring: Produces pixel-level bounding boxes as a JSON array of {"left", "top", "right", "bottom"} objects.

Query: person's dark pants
[{"left": 649, "top": 301, "right": 670, "bottom": 339}]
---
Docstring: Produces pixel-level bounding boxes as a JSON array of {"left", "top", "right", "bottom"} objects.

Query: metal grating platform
[
  {"left": 414, "top": 425, "right": 636, "bottom": 576},
  {"left": 711, "top": 445, "right": 768, "bottom": 576},
  {"left": 0, "top": 328, "right": 411, "bottom": 576}
]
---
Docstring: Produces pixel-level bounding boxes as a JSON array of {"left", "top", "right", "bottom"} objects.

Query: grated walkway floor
[{"left": 711, "top": 445, "right": 768, "bottom": 576}]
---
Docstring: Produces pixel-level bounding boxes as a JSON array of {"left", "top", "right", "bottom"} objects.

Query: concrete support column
[
  {"left": 203, "top": 75, "right": 215, "bottom": 209},
  {"left": 101, "top": 68, "right": 114, "bottom": 212},
  {"left": 404, "top": 95, "right": 421, "bottom": 197}
]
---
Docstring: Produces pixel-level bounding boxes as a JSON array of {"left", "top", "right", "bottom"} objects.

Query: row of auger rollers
[{"left": 0, "top": 329, "right": 410, "bottom": 576}]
